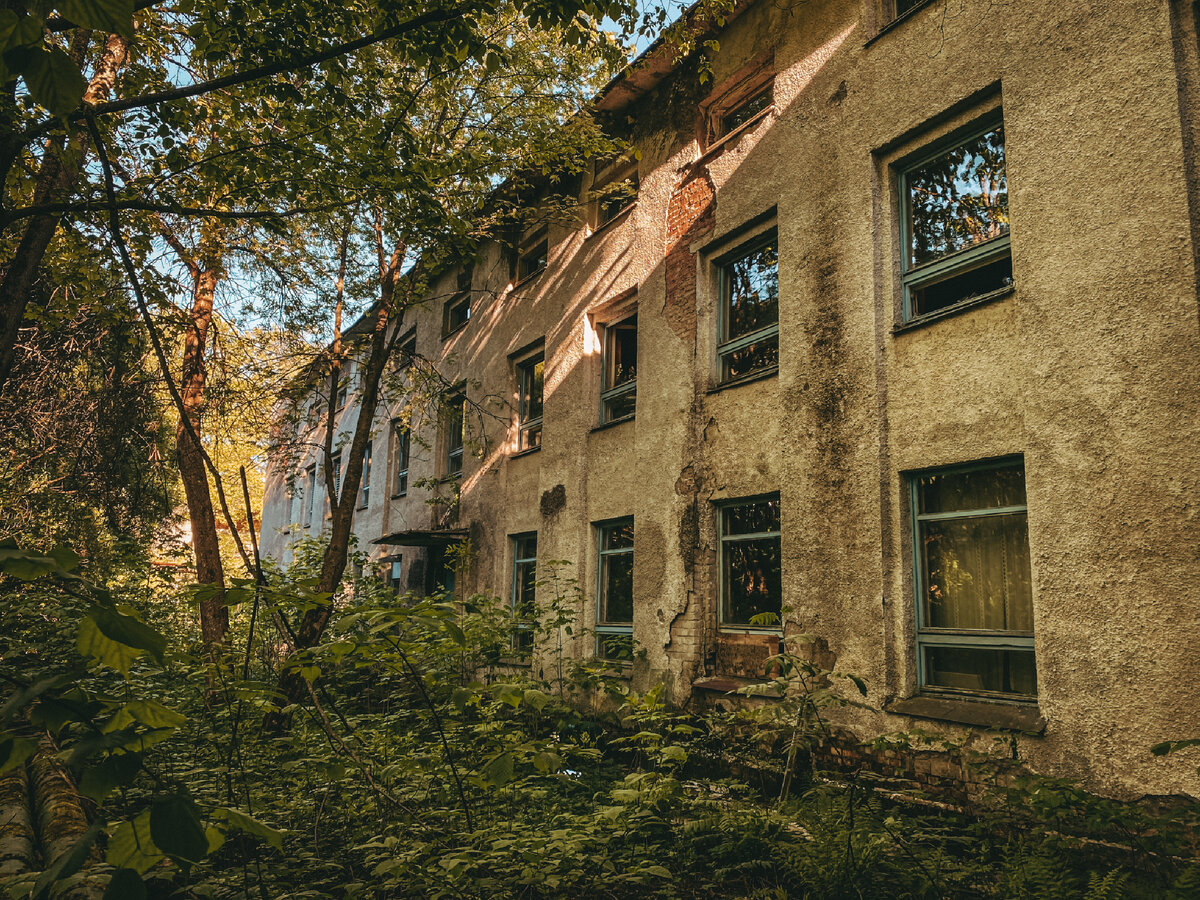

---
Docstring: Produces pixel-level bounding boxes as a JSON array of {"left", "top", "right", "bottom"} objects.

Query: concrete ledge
[
  {"left": 692, "top": 675, "right": 782, "bottom": 697},
  {"left": 886, "top": 695, "right": 1046, "bottom": 733}
]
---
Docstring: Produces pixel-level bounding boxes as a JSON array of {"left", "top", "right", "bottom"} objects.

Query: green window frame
[
  {"left": 510, "top": 533, "right": 537, "bottom": 652},
  {"left": 898, "top": 115, "right": 1012, "bottom": 321},
  {"left": 910, "top": 458, "right": 1037, "bottom": 700},
  {"left": 717, "top": 232, "right": 779, "bottom": 383},
  {"left": 517, "top": 353, "right": 544, "bottom": 451},
  {"left": 600, "top": 313, "right": 637, "bottom": 424},
  {"left": 718, "top": 494, "right": 782, "bottom": 629},
  {"left": 595, "top": 518, "right": 634, "bottom": 661}
]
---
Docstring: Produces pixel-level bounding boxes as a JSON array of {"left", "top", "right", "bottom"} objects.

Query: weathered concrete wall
[{"left": 261, "top": 0, "right": 1200, "bottom": 798}]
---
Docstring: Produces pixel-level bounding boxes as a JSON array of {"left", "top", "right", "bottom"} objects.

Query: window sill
[
  {"left": 591, "top": 414, "right": 634, "bottom": 433},
  {"left": 891, "top": 285, "right": 1014, "bottom": 336},
  {"left": 707, "top": 365, "right": 778, "bottom": 395},
  {"left": 390, "top": 492, "right": 407, "bottom": 500},
  {"left": 440, "top": 473, "right": 463, "bottom": 484},
  {"left": 441, "top": 322, "right": 469, "bottom": 342},
  {"left": 693, "top": 675, "right": 783, "bottom": 697},
  {"left": 864, "top": 0, "right": 937, "bottom": 47},
  {"left": 885, "top": 695, "right": 1045, "bottom": 733},
  {"left": 587, "top": 202, "right": 635, "bottom": 240},
  {"left": 510, "top": 445, "right": 542, "bottom": 460},
  {"left": 697, "top": 106, "right": 775, "bottom": 165},
  {"left": 512, "top": 267, "right": 546, "bottom": 292}
]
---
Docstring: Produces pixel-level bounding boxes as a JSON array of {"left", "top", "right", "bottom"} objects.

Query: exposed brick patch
[
  {"left": 663, "top": 170, "right": 716, "bottom": 345},
  {"left": 715, "top": 631, "right": 780, "bottom": 678}
]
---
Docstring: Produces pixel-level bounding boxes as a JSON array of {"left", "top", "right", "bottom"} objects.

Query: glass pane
[
  {"left": 514, "top": 559, "right": 537, "bottom": 619},
  {"left": 722, "top": 535, "right": 782, "bottom": 625},
  {"left": 603, "top": 389, "right": 636, "bottom": 422},
  {"left": 390, "top": 561, "right": 403, "bottom": 590},
  {"left": 895, "top": 0, "right": 924, "bottom": 15},
  {"left": 446, "top": 396, "right": 464, "bottom": 454},
  {"left": 721, "top": 337, "right": 778, "bottom": 381},
  {"left": 447, "top": 297, "right": 470, "bottom": 331},
  {"left": 722, "top": 86, "right": 772, "bottom": 134},
  {"left": 599, "top": 176, "right": 637, "bottom": 225},
  {"left": 522, "top": 359, "right": 544, "bottom": 421},
  {"left": 723, "top": 242, "right": 778, "bottom": 341},
  {"left": 924, "top": 646, "right": 1036, "bottom": 697},
  {"left": 920, "top": 513, "right": 1032, "bottom": 632},
  {"left": 907, "top": 125, "right": 1008, "bottom": 267},
  {"left": 917, "top": 465, "right": 1025, "bottom": 514},
  {"left": 515, "top": 535, "right": 537, "bottom": 560},
  {"left": 910, "top": 251, "right": 1012, "bottom": 317},
  {"left": 723, "top": 499, "right": 780, "bottom": 536},
  {"left": 519, "top": 241, "right": 548, "bottom": 280},
  {"left": 513, "top": 629, "right": 534, "bottom": 652},
  {"left": 521, "top": 424, "right": 542, "bottom": 450},
  {"left": 601, "top": 552, "right": 633, "bottom": 624},
  {"left": 602, "top": 521, "right": 634, "bottom": 550},
  {"left": 598, "top": 633, "right": 633, "bottom": 662},
  {"left": 605, "top": 316, "right": 637, "bottom": 389}
]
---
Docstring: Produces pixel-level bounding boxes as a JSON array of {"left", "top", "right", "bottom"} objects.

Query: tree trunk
[
  {"left": 0, "top": 766, "right": 34, "bottom": 877},
  {"left": 0, "top": 33, "right": 130, "bottom": 394},
  {"left": 177, "top": 261, "right": 229, "bottom": 652}
]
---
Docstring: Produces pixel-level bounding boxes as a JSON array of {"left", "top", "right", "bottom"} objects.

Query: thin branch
[{"left": 1, "top": 197, "right": 355, "bottom": 227}]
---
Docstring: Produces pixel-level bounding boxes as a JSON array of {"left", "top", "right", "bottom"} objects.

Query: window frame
[
  {"left": 715, "top": 229, "right": 779, "bottom": 384},
  {"left": 717, "top": 493, "right": 782, "bottom": 632},
  {"left": 515, "top": 352, "right": 544, "bottom": 453},
  {"left": 443, "top": 389, "right": 466, "bottom": 478},
  {"left": 442, "top": 292, "right": 471, "bottom": 338},
  {"left": 358, "top": 440, "right": 372, "bottom": 509},
  {"left": 388, "top": 557, "right": 404, "bottom": 592},
  {"left": 896, "top": 113, "right": 1012, "bottom": 323},
  {"left": 516, "top": 227, "right": 548, "bottom": 283},
  {"left": 599, "top": 312, "right": 637, "bottom": 425},
  {"left": 391, "top": 418, "right": 409, "bottom": 497},
  {"left": 510, "top": 532, "right": 538, "bottom": 652},
  {"left": 908, "top": 457, "right": 1036, "bottom": 702},
  {"left": 595, "top": 517, "right": 635, "bottom": 661},
  {"left": 592, "top": 160, "right": 639, "bottom": 231}
]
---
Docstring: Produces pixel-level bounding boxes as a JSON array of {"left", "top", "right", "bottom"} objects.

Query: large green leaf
[
  {"left": 150, "top": 795, "right": 208, "bottom": 865},
  {"left": 22, "top": 46, "right": 86, "bottom": 116},
  {"left": 107, "top": 811, "right": 163, "bottom": 874},
  {"left": 57, "top": 0, "right": 134, "bottom": 37},
  {"left": 213, "top": 807, "right": 284, "bottom": 849},
  {"left": 79, "top": 752, "right": 141, "bottom": 802},
  {"left": 479, "top": 751, "right": 514, "bottom": 789},
  {"left": 0, "top": 736, "right": 37, "bottom": 774},
  {"left": 78, "top": 616, "right": 141, "bottom": 677}
]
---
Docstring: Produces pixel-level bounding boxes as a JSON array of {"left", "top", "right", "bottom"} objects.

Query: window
[
  {"left": 600, "top": 313, "right": 637, "bottom": 423},
  {"left": 359, "top": 441, "right": 372, "bottom": 508},
  {"left": 303, "top": 465, "right": 316, "bottom": 527},
  {"left": 517, "top": 228, "right": 548, "bottom": 282},
  {"left": 911, "top": 459, "right": 1035, "bottom": 700},
  {"left": 398, "top": 331, "right": 417, "bottom": 368},
  {"left": 289, "top": 477, "right": 303, "bottom": 528},
  {"left": 892, "top": 0, "right": 926, "bottom": 19},
  {"left": 516, "top": 354, "right": 544, "bottom": 451},
  {"left": 510, "top": 533, "right": 537, "bottom": 652},
  {"left": 898, "top": 117, "right": 1011, "bottom": 320},
  {"left": 391, "top": 419, "right": 409, "bottom": 497},
  {"left": 443, "top": 293, "right": 470, "bottom": 336},
  {"left": 721, "top": 84, "right": 773, "bottom": 136},
  {"left": 719, "top": 495, "right": 781, "bottom": 628},
  {"left": 594, "top": 162, "right": 638, "bottom": 228},
  {"left": 444, "top": 390, "right": 465, "bottom": 477},
  {"left": 388, "top": 558, "right": 403, "bottom": 592},
  {"left": 717, "top": 233, "right": 778, "bottom": 382},
  {"left": 335, "top": 384, "right": 348, "bottom": 411},
  {"left": 596, "top": 519, "right": 634, "bottom": 661}
]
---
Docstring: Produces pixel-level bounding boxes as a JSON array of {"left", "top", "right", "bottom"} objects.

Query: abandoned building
[{"left": 260, "top": 0, "right": 1200, "bottom": 800}]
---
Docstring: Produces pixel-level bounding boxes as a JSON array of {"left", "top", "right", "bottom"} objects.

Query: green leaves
[
  {"left": 150, "top": 795, "right": 208, "bottom": 865},
  {"left": 57, "top": 0, "right": 135, "bottom": 38},
  {"left": 212, "top": 807, "right": 284, "bottom": 849},
  {"left": 78, "top": 606, "right": 166, "bottom": 676},
  {"left": 0, "top": 539, "right": 81, "bottom": 580},
  {"left": 107, "top": 811, "right": 163, "bottom": 874}
]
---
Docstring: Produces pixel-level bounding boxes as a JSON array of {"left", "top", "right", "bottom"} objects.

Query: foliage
[{"left": 0, "top": 541, "right": 1197, "bottom": 898}]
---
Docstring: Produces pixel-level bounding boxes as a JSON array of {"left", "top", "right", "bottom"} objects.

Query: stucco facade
[{"left": 261, "top": 0, "right": 1200, "bottom": 799}]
